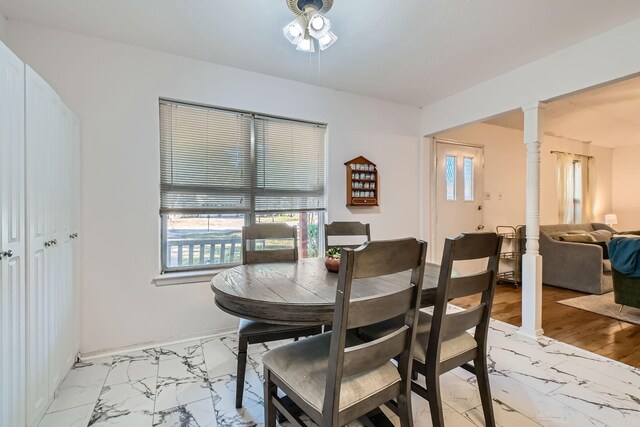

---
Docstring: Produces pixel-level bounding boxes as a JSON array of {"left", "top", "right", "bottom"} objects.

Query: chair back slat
[
  {"left": 324, "top": 221, "right": 371, "bottom": 250},
  {"left": 244, "top": 249, "right": 297, "bottom": 265},
  {"left": 447, "top": 271, "right": 494, "bottom": 299},
  {"left": 425, "top": 232, "right": 502, "bottom": 371},
  {"left": 350, "top": 239, "right": 423, "bottom": 279},
  {"left": 244, "top": 223, "right": 297, "bottom": 240},
  {"left": 242, "top": 224, "right": 298, "bottom": 265},
  {"left": 449, "top": 232, "right": 502, "bottom": 261},
  {"left": 443, "top": 304, "right": 485, "bottom": 338},
  {"left": 342, "top": 327, "right": 409, "bottom": 377},
  {"left": 347, "top": 287, "right": 414, "bottom": 329},
  {"left": 322, "top": 238, "right": 428, "bottom": 420}
]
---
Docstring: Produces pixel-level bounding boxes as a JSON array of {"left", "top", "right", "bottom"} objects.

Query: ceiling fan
[{"left": 283, "top": 0, "right": 338, "bottom": 52}]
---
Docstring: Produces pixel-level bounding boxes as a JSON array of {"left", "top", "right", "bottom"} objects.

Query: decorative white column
[{"left": 519, "top": 102, "right": 545, "bottom": 339}]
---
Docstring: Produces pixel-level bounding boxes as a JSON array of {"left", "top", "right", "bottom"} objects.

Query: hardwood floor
[{"left": 452, "top": 283, "right": 640, "bottom": 368}]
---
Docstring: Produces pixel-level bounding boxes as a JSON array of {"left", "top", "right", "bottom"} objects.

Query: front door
[{"left": 434, "top": 141, "right": 485, "bottom": 264}]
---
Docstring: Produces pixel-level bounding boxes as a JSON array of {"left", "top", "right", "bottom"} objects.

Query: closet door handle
[
  {"left": 0, "top": 250, "right": 13, "bottom": 259},
  {"left": 52, "top": 239, "right": 57, "bottom": 246},
  {"left": 44, "top": 241, "right": 51, "bottom": 248}
]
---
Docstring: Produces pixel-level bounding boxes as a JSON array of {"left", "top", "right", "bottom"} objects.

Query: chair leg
[
  {"left": 264, "top": 366, "right": 277, "bottom": 427},
  {"left": 235, "top": 337, "right": 248, "bottom": 408},
  {"left": 425, "top": 371, "right": 444, "bottom": 427},
  {"left": 475, "top": 357, "right": 496, "bottom": 427},
  {"left": 397, "top": 392, "right": 414, "bottom": 427}
]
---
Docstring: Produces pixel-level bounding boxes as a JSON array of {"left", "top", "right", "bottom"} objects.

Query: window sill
[{"left": 152, "top": 268, "right": 227, "bottom": 287}]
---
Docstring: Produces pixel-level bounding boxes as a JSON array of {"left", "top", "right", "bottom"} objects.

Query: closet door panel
[
  {"left": 25, "top": 66, "right": 53, "bottom": 426},
  {"left": 0, "top": 41, "right": 27, "bottom": 427},
  {"left": 59, "top": 105, "right": 75, "bottom": 372},
  {"left": 46, "top": 96, "right": 63, "bottom": 396},
  {"left": 72, "top": 115, "right": 81, "bottom": 354}
]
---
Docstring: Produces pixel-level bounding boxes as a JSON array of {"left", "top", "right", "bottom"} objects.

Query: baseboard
[{"left": 79, "top": 327, "right": 237, "bottom": 361}]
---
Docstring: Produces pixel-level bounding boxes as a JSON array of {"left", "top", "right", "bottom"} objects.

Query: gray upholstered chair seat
[
  {"left": 262, "top": 332, "right": 401, "bottom": 413},
  {"left": 360, "top": 311, "right": 477, "bottom": 364},
  {"left": 238, "top": 319, "right": 314, "bottom": 337}
]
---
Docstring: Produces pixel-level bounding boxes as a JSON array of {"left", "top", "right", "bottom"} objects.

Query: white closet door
[
  {"left": 0, "top": 41, "right": 27, "bottom": 427},
  {"left": 46, "top": 90, "right": 64, "bottom": 399},
  {"left": 25, "top": 66, "right": 54, "bottom": 426},
  {"left": 58, "top": 105, "right": 75, "bottom": 373},
  {"left": 72, "top": 114, "right": 81, "bottom": 355}
]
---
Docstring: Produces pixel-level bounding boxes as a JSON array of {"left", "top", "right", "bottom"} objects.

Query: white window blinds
[
  {"left": 255, "top": 116, "right": 326, "bottom": 212},
  {"left": 160, "top": 101, "right": 252, "bottom": 213},
  {"left": 160, "top": 100, "right": 326, "bottom": 214}
]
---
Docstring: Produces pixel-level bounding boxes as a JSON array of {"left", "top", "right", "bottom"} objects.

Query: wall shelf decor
[{"left": 345, "top": 156, "right": 378, "bottom": 206}]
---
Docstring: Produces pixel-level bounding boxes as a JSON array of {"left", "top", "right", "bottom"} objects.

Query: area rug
[{"left": 558, "top": 292, "right": 640, "bottom": 325}]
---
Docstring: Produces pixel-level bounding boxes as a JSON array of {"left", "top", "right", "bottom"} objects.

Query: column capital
[{"left": 521, "top": 101, "right": 547, "bottom": 113}]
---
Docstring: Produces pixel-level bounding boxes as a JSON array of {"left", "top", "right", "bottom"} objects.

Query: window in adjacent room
[
  {"left": 556, "top": 152, "right": 595, "bottom": 224},
  {"left": 159, "top": 100, "right": 326, "bottom": 272}
]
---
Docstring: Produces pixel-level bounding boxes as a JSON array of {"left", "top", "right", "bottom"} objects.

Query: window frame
[{"left": 159, "top": 99, "right": 327, "bottom": 274}]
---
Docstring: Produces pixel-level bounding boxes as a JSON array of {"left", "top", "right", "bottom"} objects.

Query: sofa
[{"left": 538, "top": 223, "right": 616, "bottom": 294}]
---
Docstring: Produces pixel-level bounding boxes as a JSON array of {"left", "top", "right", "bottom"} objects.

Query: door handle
[
  {"left": 477, "top": 225, "right": 485, "bottom": 230},
  {"left": 0, "top": 249, "right": 13, "bottom": 259}
]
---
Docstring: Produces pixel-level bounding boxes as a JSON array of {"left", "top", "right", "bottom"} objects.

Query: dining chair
[
  {"left": 262, "top": 238, "right": 428, "bottom": 427},
  {"left": 324, "top": 221, "right": 371, "bottom": 250},
  {"left": 235, "top": 223, "right": 322, "bottom": 408},
  {"left": 360, "top": 232, "right": 502, "bottom": 427}
]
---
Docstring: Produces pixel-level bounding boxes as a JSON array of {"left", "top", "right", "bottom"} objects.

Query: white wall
[
  {"left": 434, "top": 123, "right": 613, "bottom": 233},
  {"left": 612, "top": 146, "right": 640, "bottom": 231},
  {"left": 421, "top": 18, "right": 640, "bottom": 136},
  {"left": 6, "top": 22, "right": 421, "bottom": 354}
]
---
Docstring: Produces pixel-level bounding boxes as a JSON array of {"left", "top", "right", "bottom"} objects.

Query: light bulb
[
  {"left": 311, "top": 15, "right": 325, "bottom": 30},
  {"left": 288, "top": 25, "right": 301, "bottom": 38}
]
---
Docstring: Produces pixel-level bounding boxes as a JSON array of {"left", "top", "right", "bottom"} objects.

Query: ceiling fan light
[
  {"left": 296, "top": 32, "right": 315, "bottom": 52},
  {"left": 283, "top": 15, "right": 306, "bottom": 44},
  {"left": 318, "top": 31, "right": 337, "bottom": 50},
  {"left": 307, "top": 12, "right": 331, "bottom": 39}
]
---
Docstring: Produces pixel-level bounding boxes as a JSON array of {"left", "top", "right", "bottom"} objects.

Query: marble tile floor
[{"left": 38, "top": 318, "right": 640, "bottom": 427}]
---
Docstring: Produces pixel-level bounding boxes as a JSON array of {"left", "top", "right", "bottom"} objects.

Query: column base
[
  {"left": 516, "top": 327, "right": 544, "bottom": 340},
  {"left": 521, "top": 253, "right": 544, "bottom": 337}
]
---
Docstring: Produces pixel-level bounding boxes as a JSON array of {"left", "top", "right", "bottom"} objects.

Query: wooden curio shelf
[{"left": 345, "top": 156, "right": 379, "bottom": 206}]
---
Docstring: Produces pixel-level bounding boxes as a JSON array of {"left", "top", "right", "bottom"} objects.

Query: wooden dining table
[{"left": 211, "top": 257, "right": 441, "bottom": 325}]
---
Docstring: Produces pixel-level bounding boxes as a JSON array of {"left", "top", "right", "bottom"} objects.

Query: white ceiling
[
  {"left": 2, "top": 1, "right": 640, "bottom": 107},
  {"left": 485, "top": 76, "right": 640, "bottom": 148}
]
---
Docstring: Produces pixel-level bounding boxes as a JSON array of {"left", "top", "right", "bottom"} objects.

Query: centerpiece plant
[{"left": 325, "top": 247, "right": 341, "bottom": 272}]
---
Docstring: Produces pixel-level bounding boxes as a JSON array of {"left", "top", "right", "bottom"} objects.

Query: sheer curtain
[
  {"left": 557, "top": 153, "right": 575, "bottom": 224},
  {"left": 556, "top": 152, "right": 596, "bottom": 224}
]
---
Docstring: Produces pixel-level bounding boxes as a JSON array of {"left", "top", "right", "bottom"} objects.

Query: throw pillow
[
  {"left": 589, "top": 230, "right": 613, "bottom": 243},
  {"left": 560, "top": 234, "right": 597, "bottom": 243},
  {"left": 547, "top": 231, "right": 568, "bottom": 241}
]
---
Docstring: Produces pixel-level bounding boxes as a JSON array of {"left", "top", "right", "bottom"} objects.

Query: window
[
  {"left": 463, "top": 156, "right": 474, "bottom": 201},
  {"left": 557, "top": 152, "right": 594, "bottom": 224},
  {"left": 445, "top": 155, "right": 457, "bottom": 201},
  {"left": 160, "top": 100, "right": 326, "bottom": 272},
  {"left": 572, "top": 160, "right": 583, "bottom": 223}
]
